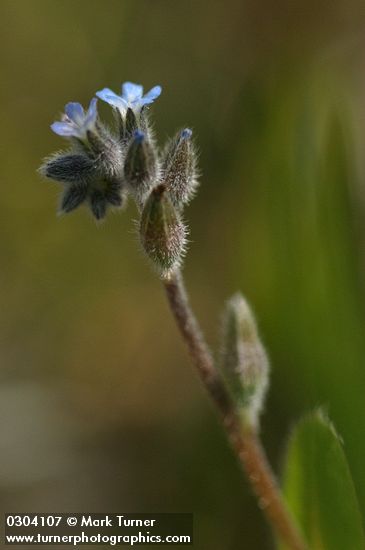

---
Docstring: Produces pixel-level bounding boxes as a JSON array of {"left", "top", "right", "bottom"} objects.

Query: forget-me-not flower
[
  {"left": 51, "top": 98, "right": 98, "bottom": 140},
  {"left": 41, "top": 150, "right": 126, "bottom": 220},
  {"left": 42, "top": 96, "right": 127, "bottom": 220},
  {"left": 41, "top": 80, "right": 199, "bottom": 229},
  {"left": 96, "top": 82, "right": 162, "bottom": 117}
]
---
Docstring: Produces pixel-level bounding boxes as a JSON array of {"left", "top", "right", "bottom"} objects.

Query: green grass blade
[{"left": 280, "top": 410, "right": 365, "bottom": 550}]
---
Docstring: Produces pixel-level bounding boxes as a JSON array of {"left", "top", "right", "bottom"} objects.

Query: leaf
[{"left": 280, "top": 410, "right": 365, "bottom": 550}]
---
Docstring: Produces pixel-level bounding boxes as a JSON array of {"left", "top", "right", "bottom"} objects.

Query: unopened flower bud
[
  {"left": 124, "top": 130, "right": 158, "bottom": 206},
  {"left": 162, "top": 128, "right": 198, "bottom": 209},
  {"left": 220, "top": 293, "right": 269, "bottom": 431},
  {"left": 140, "top": 184, "right": 187, "bottom": 275},
  {"left": 39, "top": 153, "right": 94, "bottom": 184}
]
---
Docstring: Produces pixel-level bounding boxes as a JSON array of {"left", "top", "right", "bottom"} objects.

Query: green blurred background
[{"left": 1, "top": 0, "right": 365, "bottom": 548}]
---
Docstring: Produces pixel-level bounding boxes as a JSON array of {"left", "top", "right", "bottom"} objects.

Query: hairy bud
[
  {"left": 140, "top": 184, "right": 187, "bottom": 275},
  {"left": 39, "top": 154, "right": 95, "bottom": 184},
  {"left": 86, "top": 127, "right": 124, "bottom": 182},
  {"left": 220, "top": 293, "right": 269, "bottom": 430},
  {"left": 40, "top": 127, "right": 126, "bottom": 219},
  {"left": 124, "top": 130, "right": 158, "bottom": 205},
  {"left": 162, "top": 128, "right": 198, "bottom": 209}
]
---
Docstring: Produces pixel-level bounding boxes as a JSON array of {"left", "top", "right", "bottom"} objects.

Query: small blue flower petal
[
  {"left": 96, "top": 82, "right": 162, "bottom": 115},
  {"left": 96, "top": 87, "right": 128, "bottom": 111},
  {"left": 51, "top": 121, "right": 78, "bottom": 137},
  {"left": 51, "top": 98, "right": 98, "bottom": 140},
  {"left": 122, "top": 82, "right": 144, "bottom": 103},
  {"left": 96, "top": 87, "right": 119, "bottom": 102},
  {"left": 139, "top": 85, "right": 162, "bottom": 106},
  {"left": 84, "top": 98, "right": 98, "bottom": 128},
  {"left": 65, "top": 102, "right": 84, "bottom": 124}
]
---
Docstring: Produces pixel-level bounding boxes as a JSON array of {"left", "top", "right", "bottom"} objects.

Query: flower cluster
[{"left": 40, "top": 81, "right": 198, "bottom": 276}]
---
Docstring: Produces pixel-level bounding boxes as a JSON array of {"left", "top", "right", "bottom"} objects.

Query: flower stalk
[
  {"left": 40, "top": 79, "right": 308, "bottom": 550},
  {"left": 163, "top": 269, "right": 308, "bottom": 550}
]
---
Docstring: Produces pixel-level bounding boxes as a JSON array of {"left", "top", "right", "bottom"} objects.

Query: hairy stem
[{"left": 163, "top": 269, "right": 307, "bottom": 550}]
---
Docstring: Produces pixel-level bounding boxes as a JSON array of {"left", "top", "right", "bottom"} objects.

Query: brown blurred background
[{"left": 1, "top": 1, "right": 365, "bottom": 548}]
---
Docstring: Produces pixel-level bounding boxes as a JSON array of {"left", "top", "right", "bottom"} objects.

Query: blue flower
[
  {"left": 96, "top": 82, "right": 162, "bottom": 116},
  {"left": 51, "top": 98, "right": 98, "bottom": 140}
]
